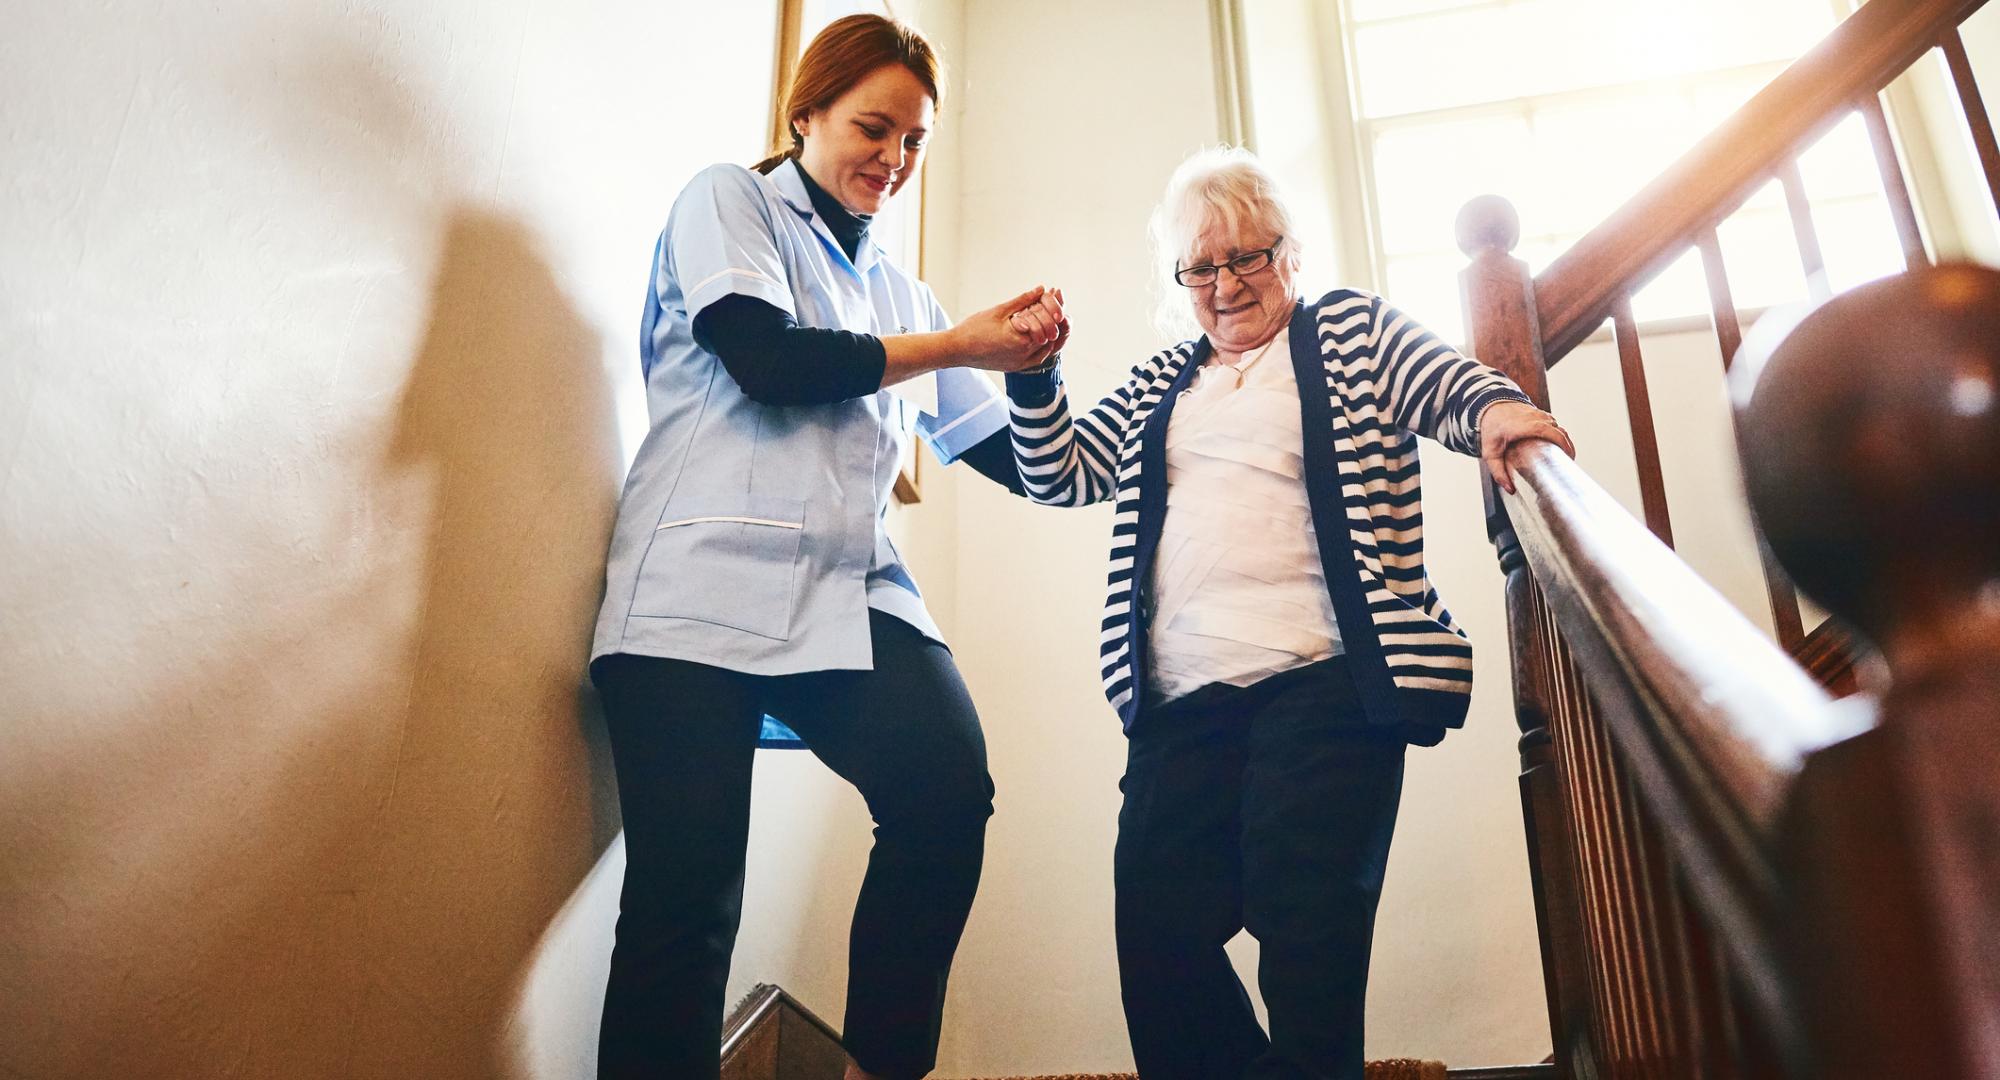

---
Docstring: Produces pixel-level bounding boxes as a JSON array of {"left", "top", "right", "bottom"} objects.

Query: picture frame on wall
[{"left": 770, "top": 0, "right": 931, "bottom": 503}]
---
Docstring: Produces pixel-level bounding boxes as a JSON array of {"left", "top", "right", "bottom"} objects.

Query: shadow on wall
[
  {"left": 0, "top": 6, "right": 699, "bottom": 1072},
  {"left": 366, "top": 207, "right": 624, "bottom": 1078},
  {"left": 0, "top": 156, "right": 625, "bottom": 1080}
]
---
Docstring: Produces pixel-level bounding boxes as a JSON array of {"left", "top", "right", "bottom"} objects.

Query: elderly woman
[{"left": 1001, "top": 148, "right": 1570, "bottom": 1078}]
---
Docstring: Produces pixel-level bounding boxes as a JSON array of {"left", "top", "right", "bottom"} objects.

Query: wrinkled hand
[
  {"left": 954, "top": 286, "right": 1066, "bottom": 373},
  {"left": 1479, "top": 400, "right": 1574, "bottom": 494},
  {"left": 1009, "top": 287, "right": 1069, "bottom": 368}
]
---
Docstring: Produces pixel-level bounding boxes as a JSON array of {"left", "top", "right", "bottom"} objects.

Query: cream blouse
[{"left": 1147, "top": 323, "right": 1344, "bottom": 703}]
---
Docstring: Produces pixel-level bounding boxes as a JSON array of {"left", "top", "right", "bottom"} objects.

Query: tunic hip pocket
[{"left": 631, "top": 494, "right": 806, "bottom": 640}]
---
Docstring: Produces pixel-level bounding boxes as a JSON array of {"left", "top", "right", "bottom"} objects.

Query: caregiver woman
[
  {"left": 587, "top": 15, "right": 1065, "bottom": 1080},
  {"left": 1003, "top": 148, "right": 1571, "bottom": 1079}
]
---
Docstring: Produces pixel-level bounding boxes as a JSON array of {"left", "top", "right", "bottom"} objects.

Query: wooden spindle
[
  {"left": 1696, "top": 229, "right": 1745, "bottom": 372},
  {"left": 1516, "top": 564, "right": 1598, "bottom": 1072},
  {"left": 1458, "top": 194, "right": 1605, "bottom": 1073},
  {"left": 1679, "top": 898, "right": 1742, "bottom": 1080},
  {"left": 1603, "top": 756, "right": 1674, "bottom": 1072},
  {"left": 1940, "top": 28, "right": 2000, "bottom": 223},
  {"left": 1550, "top": 618, "right": 1622, "bottom": 1066},
  {"left": 1561, "top": 647, "right": 1630, "bottom": 1065},
  {"left": 1776, "top": 161, "right": 1832, "bottom": 302},
  {"left": 1629, "top": 796, "right": 1695, "bottom": 1074},
  {"left": 1858, "top": 95, "right": 1930, "bottom": 270},
  {"left": 1611, "top": 298, "right": 1674, "bottom": 548},
  {"left": 1599, "top": 735, "right": 1656, "bottom": 1072},
  {"left": 1698, "top": 229, "right": 1807, "bottom": 654}
]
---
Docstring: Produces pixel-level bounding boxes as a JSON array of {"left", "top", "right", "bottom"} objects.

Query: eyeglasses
[{"left": 1174, "top": 238, "right": 1285, "bottom": 288}]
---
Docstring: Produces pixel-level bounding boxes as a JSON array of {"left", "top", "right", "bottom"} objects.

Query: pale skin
[
  {"left": 792, "top": 63, "right": 1067, "bottom": 388},
  {"left": 1180, "top": 215, "right": 1572, "bottom": 492}
]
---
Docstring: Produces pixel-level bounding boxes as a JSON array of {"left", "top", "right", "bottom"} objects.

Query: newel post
[
  {"left": 1734, "top": 263, "right": 2000, "bottom": 1078},
  {"left": 1456, "top": 195, "right": 1591, "bottom": 1072}
]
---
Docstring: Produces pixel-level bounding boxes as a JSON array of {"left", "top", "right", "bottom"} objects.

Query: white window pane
[
  {"left": 1349, "top": 0, "right": 1497, "bottom": 24},
  {"left": 1687, "top": 65, "right": 1791, "bottom": 132},
  {"left": 1813, "top": 197, "right": 1908, "bottom": 294},
  {"left": 1352, "top": 9, "right": 1531, "bottom": 118},
  {"left": 1354, "top": 0, "right": 1829, "bottom": 120},
  {"left": 1373, "top": 115, "right": 1534, "bottom": 256},
  {"left": 1796, "top": 111, "right": 1888, "bottom": 201},
  {"left": 1335, "top": 0, "right": 1875, "bottom": 335},
  {"left": 1521, "top": 93, "right": 1702, "bottom": 237},
  {"left": 1629, "top": 247, "right": 1710, "bottom": 324},
  {"left": 1384, "top": 253, "right": 1473, "bottom": 349},
  {"left": 1717, "top": 204, "right": 1812, "bottom": 311}
]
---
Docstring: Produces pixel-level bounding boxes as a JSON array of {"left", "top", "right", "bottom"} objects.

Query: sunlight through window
[{"left": 1244, "top": 0, "right": 1911, "bottom": 344}]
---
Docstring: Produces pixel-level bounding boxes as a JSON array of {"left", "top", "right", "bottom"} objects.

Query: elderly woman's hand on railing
[{"left": 1479, "top": 400, "right": 1574, "bottom": 493}]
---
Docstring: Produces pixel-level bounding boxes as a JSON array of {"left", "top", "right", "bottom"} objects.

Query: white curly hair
[{"left": 1146, "top": 146, "right": 1304, "bottom": 340}]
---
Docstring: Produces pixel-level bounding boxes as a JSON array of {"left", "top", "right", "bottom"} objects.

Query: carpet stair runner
[
  {"left": 944, "top": 1063, "right": 1447, "bottom": 1080},
  {"left": 724, "top": 985, "right": 1543, "bottom": 1080}
]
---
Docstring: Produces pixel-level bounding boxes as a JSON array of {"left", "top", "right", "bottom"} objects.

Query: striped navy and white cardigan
[{"left": 1004, "top": 289, "right": 1531, "bottom": 743}]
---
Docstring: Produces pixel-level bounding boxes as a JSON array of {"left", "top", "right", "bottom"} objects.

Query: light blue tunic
[{"left": 592, "top": 159, "right": 1005, "bottom": 736}]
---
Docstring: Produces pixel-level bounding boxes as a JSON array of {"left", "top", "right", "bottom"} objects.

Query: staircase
[
  {"left": 1454, "top": 0, "right": 2000, "bottom": 1076},
  {"left": 722, "top": 984, "right": 1557, "bottom": 1079},
  {"left": 723, "top": 4, "right": 2000, "bottom": 1078}
]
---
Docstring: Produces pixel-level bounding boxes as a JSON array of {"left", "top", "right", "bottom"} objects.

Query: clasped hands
[{"left": 953, "top": 286, "right": 1068, "bottom": 373}]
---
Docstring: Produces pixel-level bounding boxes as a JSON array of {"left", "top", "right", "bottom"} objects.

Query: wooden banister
[
  {"left": 1736, "top": 263, "right": 2000, "bottom": 1078},
  {"left": 1500, "top": 442, "right": 1854, "bottom": 840},
  {"left": 1456, "top": 3, "right": 1997, "bottom": 1071},
  {"left": 1532, "top": 0, "right": 1983, "bottom": 362},
  {"left": 1480, "top": 260, "right": 2000, "bottom": 1077}
]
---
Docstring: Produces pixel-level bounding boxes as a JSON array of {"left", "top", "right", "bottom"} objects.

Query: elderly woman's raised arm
[
  {"left": 1001, "top": 346, "right": 1188, "bottom": 508},
  {"left": 1352, "top": 292, "right": 1573, "bottom": 487},
  {"left": 1354, "top": 292, "right": 1534, "bottom": 453}
]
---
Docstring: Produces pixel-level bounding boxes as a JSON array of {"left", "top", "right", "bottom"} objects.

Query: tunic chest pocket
[{"left": 631, "top": 494, "right": 806, "bottom": 640}]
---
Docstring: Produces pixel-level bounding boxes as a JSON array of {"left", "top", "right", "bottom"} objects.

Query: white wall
[{"left": 0, "top": 2, "right": 788, "bottom": 1077}]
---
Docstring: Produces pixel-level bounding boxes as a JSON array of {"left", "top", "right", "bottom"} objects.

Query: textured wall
[{"left": 0, "top": 2, "right": 778, "bottom": 1076}]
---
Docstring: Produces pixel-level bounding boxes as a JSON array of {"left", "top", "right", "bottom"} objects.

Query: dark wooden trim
[
  {"left": 1791, "top": 618, "right": 1870, "bottom": 698},
  {"left": 1858, "top": 93, "right": 1930, "bottom": 270},
  {"left": 1696, "top": 229, "right": 1806, "bottom": 654},
  {"left": 1532, "top": 0, "right": 1986, "bottom": 360},
  {"left": 1777, "top": 160, "right": 1832, "bottom": 301},
  {"left": 1940, "top": 26, "right": 2000, "bottom": 222},
  {"left": 1610, "top": 299, "right": 1672, "bottom": 549},
  {"left": 720, "top": 984, "right": 847, "bottom": 1080},
  {"left": 1495, "top": 441, "right": 1867, "bottom": 1061}
]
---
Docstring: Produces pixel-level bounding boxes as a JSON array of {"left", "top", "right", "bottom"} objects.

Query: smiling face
[
  {"left": 794, "top": 62, "right": 934, "bottom": 216},
  {"left": 1185, "top": 213, "right": 1297, "bottom": 355}
]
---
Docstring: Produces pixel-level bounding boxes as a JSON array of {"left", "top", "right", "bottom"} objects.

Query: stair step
[{"left": 948, "top": 1062, "right": 1452, "bottom": 1080}]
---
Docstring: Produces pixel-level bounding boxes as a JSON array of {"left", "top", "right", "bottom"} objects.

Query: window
[{"left": 1241, "top": 0, "right": 1913, "bottom": 345}]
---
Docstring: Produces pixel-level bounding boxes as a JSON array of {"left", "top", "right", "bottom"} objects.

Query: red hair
[{"left": 753, "top": 14, "right": 943, "bottom": 174}]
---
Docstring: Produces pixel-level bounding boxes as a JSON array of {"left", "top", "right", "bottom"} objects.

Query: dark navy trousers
[
  {"left": 591, "top": 610, "right": 993, "bottom": 1080},
  {"left": 1115, "top": 657, "right": 1407, "bottom": 1080}
]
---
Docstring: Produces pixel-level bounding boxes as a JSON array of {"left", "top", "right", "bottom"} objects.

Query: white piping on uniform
[
  {"left": 925, "top": 390, "right": 1004, "bottom": 441},
  {"left": 657, "top": 515, "right": 804, "bottom": 531},
  {"left": 686, "top": 266, "right": 785, "bottom": 296}
]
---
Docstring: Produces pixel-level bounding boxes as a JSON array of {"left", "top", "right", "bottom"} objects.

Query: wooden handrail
[
  {"left": 1457, "top": 0, "right": 1998, "bottom": 1067},
  {"left": 1500, "top": 443, "right": 1855, "bottom": 833},
  {"left": 1533, "top": 0, "right": 1985, "bottom": 361},
  {"left": 1497, "top": 442, "right": 1866, "bottom": 1011}
]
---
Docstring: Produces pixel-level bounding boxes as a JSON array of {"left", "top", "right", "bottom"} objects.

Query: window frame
[{"left": 1217, "top": 0, "right": 1974, "bottom": 344}]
